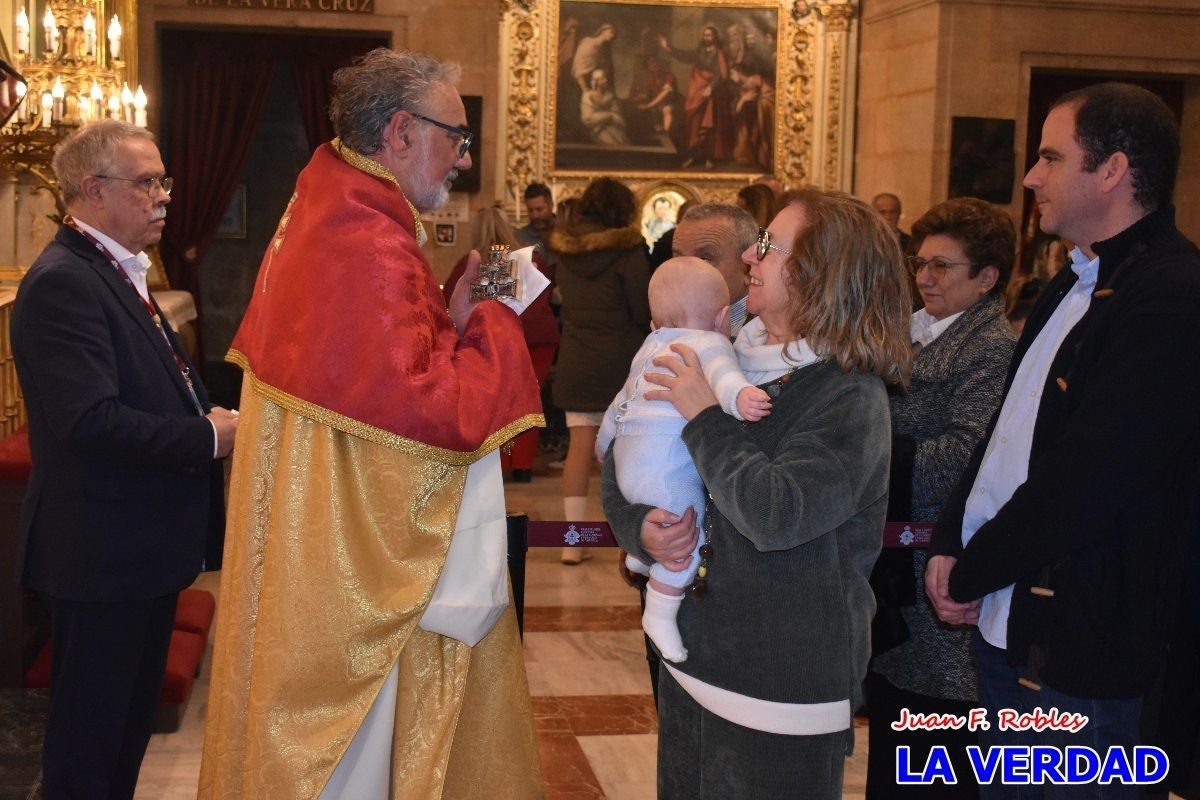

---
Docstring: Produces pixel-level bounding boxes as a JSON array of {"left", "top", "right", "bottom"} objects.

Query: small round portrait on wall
[{"left": 640, "top": 190, "right": 686, "bottom": 248}]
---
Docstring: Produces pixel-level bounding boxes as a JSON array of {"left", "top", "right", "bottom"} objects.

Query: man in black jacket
[
  {"left": 926, "top": 83, "right": 1200, "bottom": 798},
  {"left": 12, "top": 119, "right": 238, "bottom": 799}
]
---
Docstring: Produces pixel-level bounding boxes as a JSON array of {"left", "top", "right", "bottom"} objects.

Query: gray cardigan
[
  {"left": 873, "top": 294, "right": 1015, "bottom": 701},
  {"left": 603, "top": 360, "right": 890, "bottom": 711}
]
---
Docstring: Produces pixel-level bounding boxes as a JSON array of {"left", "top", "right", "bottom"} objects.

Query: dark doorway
[{"left": 157, "top": 28, "right": 388, "bottom": 405}]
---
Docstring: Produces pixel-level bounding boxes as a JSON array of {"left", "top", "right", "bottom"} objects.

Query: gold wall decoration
[{"left": 499, "top": 0, "right": 858, "bottom": 211}]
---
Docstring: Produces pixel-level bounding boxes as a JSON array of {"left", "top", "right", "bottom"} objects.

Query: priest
[{"left": 198, "top": 48, "right": 545, "bottom": 800}]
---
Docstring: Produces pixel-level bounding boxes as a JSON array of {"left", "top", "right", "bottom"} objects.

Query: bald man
[{"left": 671, "top": 203, "right": 758, "bottom": 336}]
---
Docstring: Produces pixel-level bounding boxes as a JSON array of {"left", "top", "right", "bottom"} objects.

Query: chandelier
[{"left": 0, "top": 0, "right": 147, "bottom": 176}]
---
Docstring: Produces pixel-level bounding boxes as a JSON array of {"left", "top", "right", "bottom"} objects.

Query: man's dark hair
[
  {"left": 1052, "top": 82, "right": 1179, "bottom": 211},
  {"left": 524, "top": 182, "right": 553, "bottom": 204}
]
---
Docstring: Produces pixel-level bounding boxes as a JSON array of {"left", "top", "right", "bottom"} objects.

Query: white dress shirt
[
  {"left": 72, "top": 218, "right": 219, "bottom": 455},
  {"left": 910, "top": 308, "right": 964, "bottom": 348},
  {"left": 961, "top": 247, "right": 1099, "bottom": 648},
  {"left": 72, "top": 218, "right": 153, "bottom": 302}
]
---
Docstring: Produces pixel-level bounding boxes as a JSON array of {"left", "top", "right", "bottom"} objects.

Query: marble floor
[
  {"left": 121, "top": 460, "right": 869, "bottom": 799},
  {"left": 16, "top": 458, "right": 1184, "bottom": 799}
]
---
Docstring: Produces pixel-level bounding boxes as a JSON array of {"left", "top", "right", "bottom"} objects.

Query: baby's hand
[{"left": 736, "top": 387, "right": 772, "bottom": 422}]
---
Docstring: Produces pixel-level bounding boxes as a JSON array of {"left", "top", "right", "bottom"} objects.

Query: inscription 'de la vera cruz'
[{"left": 190, "top": 0, "right": 373, "bottom": 13}]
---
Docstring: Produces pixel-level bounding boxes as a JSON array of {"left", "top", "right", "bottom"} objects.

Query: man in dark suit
[
  {"left": 927, "top": 83, "right": 1200, "bottom": 798},
  {"left": 11, "top": 119, "right": 238, "bottom": 799}
]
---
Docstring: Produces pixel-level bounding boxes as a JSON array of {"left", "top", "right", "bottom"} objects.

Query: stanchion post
[{"left": 506, "top": 513, "right": 529, "bottom": 637}]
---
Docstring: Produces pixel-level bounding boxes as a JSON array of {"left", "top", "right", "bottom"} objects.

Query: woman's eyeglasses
[
  {"left": 756, "top": 228, "right": 793, "bottom": 260},
  {"left": 906, "top": 255, "right": 976, "bottom": 278}
]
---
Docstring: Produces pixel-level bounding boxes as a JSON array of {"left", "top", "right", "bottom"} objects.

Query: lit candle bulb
[
  {"left": 43, "top": 8, "right": 58, "bottom": 56},
  {"left": 15, "top": 8, "right": 30, "bottom": 55},
  {"left": 51, "top": 78, "right": 65, "bottom": 123},
  {"left": 133, "top": 86, "right": 148, "bottom": 128},
  {"left": 107, "top": 92, "right": 119, "bottom": 120},
  {"left": 82, "top": 12, "right": 97, "bottom": 58},
  {"left": 120, "top": 83, "right": 133, "bottom": 123},
  {"left": 41, "top": 92, "right": 52, "bottom": 128},
  {"left": 107, "top": 15, "right": 122, "bottom": 61},
  {"left": 14, "top": 81, "right": 27, "bottom": 123},
  {"left": 91, "top": 81, "right": 103, "bottom": 120}
]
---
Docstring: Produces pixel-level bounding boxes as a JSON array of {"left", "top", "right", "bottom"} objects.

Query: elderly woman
[
  {"left": 866, "top": 197, "right": 1017, "bottom": 799},
  {"left": 602, "top": 190, "right": 911, "bottom": 799}
]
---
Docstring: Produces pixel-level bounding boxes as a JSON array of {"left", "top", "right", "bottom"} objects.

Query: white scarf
[{"left": 733, "top": 316, "right": 823, "bottom": 384}]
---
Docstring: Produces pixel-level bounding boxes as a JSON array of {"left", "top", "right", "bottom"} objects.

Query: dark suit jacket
[
  {"left": 11, "top": 224, "right": 225, "bottom": 602},
  {"left": 930, "top": 205, "right": 1200, "bottom": 698}
]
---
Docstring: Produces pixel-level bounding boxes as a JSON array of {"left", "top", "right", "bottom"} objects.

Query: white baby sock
[
  {"left": 625, "top": 553, "right": 652, "bottom": 577},
  {"left": 643, "top": 586, "right": 688, "bottom": 663}
]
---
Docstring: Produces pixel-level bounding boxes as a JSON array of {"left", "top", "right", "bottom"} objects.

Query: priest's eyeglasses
[
  {"left": 413, "top": 114, "right": 473, "bottom": 160},
  {"left": 906, "top": 256, "right": 977, "bottom": 279},
  {"left": 756, "top": 228, "right": 793, "bottom": 260},
  {"left": 95, "top": 174, "right": 174, "bottom": 197}
]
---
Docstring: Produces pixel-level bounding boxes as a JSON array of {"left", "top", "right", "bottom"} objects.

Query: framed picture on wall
[
  {"left": 948, "top": 117, "right": 1016, "bottom": 204},
  {"left": 216, "top": 184, "right": 247, "bottom": 239},
  {"left": 552, "top": 0, "right": 781, "bottom": 176},
  {"left": 435, "top": 223, "right": 456, "bottom": 246}
]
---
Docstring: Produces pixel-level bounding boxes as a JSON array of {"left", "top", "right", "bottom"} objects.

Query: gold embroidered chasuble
[{"left": 197, "top": 142, "right": 544, "bottom": 799}]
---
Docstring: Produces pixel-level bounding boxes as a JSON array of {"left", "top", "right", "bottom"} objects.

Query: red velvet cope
[{"left": 230, "top": 145, "right": 542, "bottom": 456}]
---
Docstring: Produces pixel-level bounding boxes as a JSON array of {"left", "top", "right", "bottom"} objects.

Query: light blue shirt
[
  {"left": 962, "top": 247, "right": 1099, "bottom": 648},
  {"left": 728, "top": 294, "right": 748, "bottom": 338}
]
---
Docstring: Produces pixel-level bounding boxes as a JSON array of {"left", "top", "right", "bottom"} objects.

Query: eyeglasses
[
  {"left": 94, "top": 174, "right": 174, "bottom": 197},
  {"left": 907, "top": 255, "right": 977, "bottom": 278},
  {"left": 413, "top": 113, "right": 473, "bottom": 160},
  {"left": 756, "top": 228, "right": 793, "bottom": 261}
]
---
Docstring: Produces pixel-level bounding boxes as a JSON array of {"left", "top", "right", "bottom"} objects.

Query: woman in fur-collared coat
[{"left": 549, "top": 178, "right": 650, "bottom": 562}]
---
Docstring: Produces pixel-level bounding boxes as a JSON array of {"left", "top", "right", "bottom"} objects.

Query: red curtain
[
  {"left": 159, "top": 32, "right": 276, "bottom": 343},
  {"left": 290, "top": 35, "right": 387, "bottom": 153},
  {"left": 158, "top": 31, "right": 385, "bottom": 363}
]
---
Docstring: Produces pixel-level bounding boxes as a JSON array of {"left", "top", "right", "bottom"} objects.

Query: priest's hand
[{"left": 448, "top": 250, "right": 482, "bottom": 334}]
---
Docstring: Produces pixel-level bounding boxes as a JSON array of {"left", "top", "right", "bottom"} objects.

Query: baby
[{"left": 597, "top": 257, "right": 770, "bottom": 662}]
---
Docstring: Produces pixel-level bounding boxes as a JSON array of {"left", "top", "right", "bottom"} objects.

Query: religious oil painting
[{"left": 554, "top": 0, "right": 780, "bottom": 175}]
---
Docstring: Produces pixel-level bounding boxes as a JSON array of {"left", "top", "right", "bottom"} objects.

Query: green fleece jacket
[{"left": 603, "top": 360, "right": 890, "bottom": 711}]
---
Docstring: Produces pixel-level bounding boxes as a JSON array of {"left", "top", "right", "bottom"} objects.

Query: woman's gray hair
[
  {"left": 53, "top": 120, "right": 155, "bottom": 205},
  {"left": 330, "top": 48, "right": 462, "bottom": 155}
]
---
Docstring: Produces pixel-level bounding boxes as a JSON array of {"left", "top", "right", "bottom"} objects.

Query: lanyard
[{"left": 64, "top": 217, "right": 205, "bottom": 416}]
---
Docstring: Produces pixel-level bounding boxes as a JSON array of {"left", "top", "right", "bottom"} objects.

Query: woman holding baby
[{"left": 602, "top": 189, "right": 911, "bottom": 799}]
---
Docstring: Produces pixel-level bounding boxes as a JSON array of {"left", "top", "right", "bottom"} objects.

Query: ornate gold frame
[{"left": 499, "top": 0, "right": 858, "bottom": 209}]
